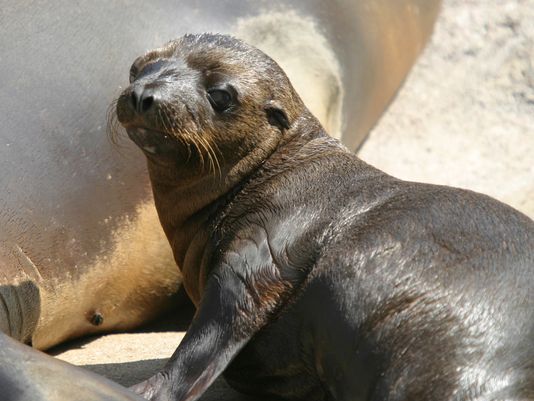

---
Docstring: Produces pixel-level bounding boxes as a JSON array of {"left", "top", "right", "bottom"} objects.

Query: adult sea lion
[
  {"left": 0, "top": 0, "right": 441, "bottom": 349},
  {"left": 0, "top": 331, "right": 145, "bottom": 401},
  {"left": 115, "top": 34, "right": 534, "bottom": 401}
]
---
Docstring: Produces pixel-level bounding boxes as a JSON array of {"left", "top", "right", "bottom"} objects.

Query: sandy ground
[
  {"left": 359, "top": 0, "right": 534, "bottom": 219},
  {"left": 52, "top": 0, "right": 534, "bottom": 398}
]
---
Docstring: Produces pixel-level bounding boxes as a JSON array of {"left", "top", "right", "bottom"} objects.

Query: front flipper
[
  {"left": 130, "top": 273, "right": 253, "bottom": 401},
  {"left": 131, "top": 228, "right": 298, "bottom": 401}
]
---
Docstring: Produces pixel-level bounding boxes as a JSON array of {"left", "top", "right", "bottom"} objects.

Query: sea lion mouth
[
  {"left": 126, "top": 127, "right": 172, "bottom": 155},
  {"left": 124, "top": 124, "right": 222, "bottom": 176}
]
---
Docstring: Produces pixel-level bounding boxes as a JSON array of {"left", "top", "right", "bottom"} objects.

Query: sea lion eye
[{"left": 207, "top": 89, "right": 232, "bottom": 112}]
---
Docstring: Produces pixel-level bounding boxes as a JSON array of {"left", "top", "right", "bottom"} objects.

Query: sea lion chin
[{"left": 115, "top": 33, "right": 534, "bottom": 401}]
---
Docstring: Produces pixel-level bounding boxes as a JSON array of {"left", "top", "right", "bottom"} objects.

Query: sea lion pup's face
[{"left": 116, "top": 33, "right": 307, "bottom": 183}]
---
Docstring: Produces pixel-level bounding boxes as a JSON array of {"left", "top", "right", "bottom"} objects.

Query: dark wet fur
[{"left": 117, "top": 34, "right": 534, "bottom": 401}]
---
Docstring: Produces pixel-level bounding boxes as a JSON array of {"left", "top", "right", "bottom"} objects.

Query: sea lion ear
[{"left": 264, "top": 100, "right": 290, "bottom": 131}]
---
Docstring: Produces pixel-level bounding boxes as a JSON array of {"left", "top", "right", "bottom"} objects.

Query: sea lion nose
[{"left": 131, "top": 85, "right": 155, "bottom": 114}]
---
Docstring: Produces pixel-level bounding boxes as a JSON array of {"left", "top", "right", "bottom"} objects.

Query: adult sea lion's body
[
  {"left": 0, "top": 331, "right": 145, "bottom": 401},
  {"left": 116, "top": 34, "right": 534, "bottom": 401},
  {"left": 0, "top": 0, "right": 441, "bottom": 350}
]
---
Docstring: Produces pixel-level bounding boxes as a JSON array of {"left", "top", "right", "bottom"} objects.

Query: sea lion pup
[{"left": 115, "top": 33, "right": 534, "bottom": 401}]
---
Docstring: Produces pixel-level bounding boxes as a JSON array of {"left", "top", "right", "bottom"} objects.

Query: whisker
[
  {"left": 208, "top": 138, "right": 223, "bottom": 179},
  {"left": 157, "top": 108, "right": 172, "bottom": 138},
  {"left": 106, "top": 98, "right": 129, "bottom": 156},
  {"left": 158, "top": 102, "right": 223, "bottom": 176},
  {"left": 161, "top": 104, "right": 194, "bottom": 166},
  {"left": 197, "top": 136, "right": 214, "bottom": 175},
  {"left": 194, "top": 137, "right": 206, "bottom": 172},
  {"left": 202, "top": 136, "right": 222, "bottom": 179}
]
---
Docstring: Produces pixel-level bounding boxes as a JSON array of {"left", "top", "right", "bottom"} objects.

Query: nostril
[
  {"left": 131, "top": 86, "right": 155, "bottom": 114},
  {"left": 141, "top": 95, "right": 154, "bottom": 113}
]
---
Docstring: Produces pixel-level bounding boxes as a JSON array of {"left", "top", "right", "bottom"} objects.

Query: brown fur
[{"left": 113, "top": 34, "right": 307, "bottom": 304}]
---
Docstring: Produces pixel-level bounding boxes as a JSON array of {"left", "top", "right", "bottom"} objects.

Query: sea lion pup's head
[{"left": 115, "top": 33, "right": 314, "bottom": 185}]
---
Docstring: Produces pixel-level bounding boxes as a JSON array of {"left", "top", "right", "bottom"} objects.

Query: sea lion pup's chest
[
  {"left": 177, "top": 135, "right": 393, "bottom": 399},
  {"left": 179, "top": 133, "right": 367, "bottom": 302}
]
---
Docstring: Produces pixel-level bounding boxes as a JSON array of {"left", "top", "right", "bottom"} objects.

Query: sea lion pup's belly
[{"left": 114, "top": 33, "right": 534, "bottom": 401}]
